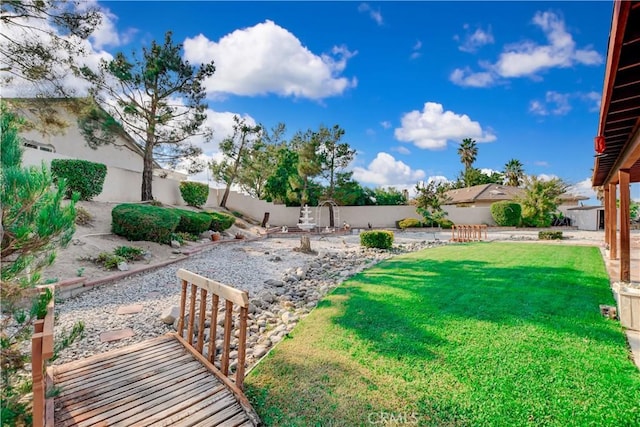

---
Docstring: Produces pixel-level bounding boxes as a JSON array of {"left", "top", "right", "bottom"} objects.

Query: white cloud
[
  {"left": 391, "top": 146, "right": 411, "bottom": 155},
  {"left": 358, "top": 3, "right": 384, "bottom": 26},
  {"left": 451, "top": 11, "right": 602, "bottom": 87},
  {"left": 529, "top": 91, "right": 572, "bottom": 116},
  {"left": 183, "top": 20, "right": 357, "bottom": 100},
  {"left": 537, "top": 173, "right": 560, "bottom": 182},
  {"left": 410, "top": 52, "right": 422, "bottom": 60},
  {"left": 480, "top": 168, "right": 500, "bottom": 176},
  {"left": 380, "top": 121, "right": 392, "bottom": 129},
  {"left": 581, "top": 91, "right": 601, "bottom": 112},
  {"left": 365, "top": 128, "right": 376, "bottom": 136},
  {"left": 413, "top": 40, "right": 423, "bottom": 50},
  {"left": 457, "top": 25, "right": 495, "bottom": 53},
  {"left": 394, "top": 102, "right": 496, "bottom": 150},
  {"left": 352, "top": 152, "right": 425, "bottom": 187},
  {"left": 495, "top": 11, "right": 602, "bottom": 78},
  {"left": 567, "top": 178, "right": 596, "bottom": 200},
  {"left": 449, "top": 67, "right": 495, "bottom": 88},
  {"left": 534, "top": 161, "right": 550, "bottom": 167},
  {"left": 410, "top": 39, "right": 422, "bottom": 60}
]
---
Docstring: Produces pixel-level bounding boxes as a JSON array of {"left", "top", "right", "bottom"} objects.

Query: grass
[{"left": 245, "top": 243, "right": 640, "bottom": 426}]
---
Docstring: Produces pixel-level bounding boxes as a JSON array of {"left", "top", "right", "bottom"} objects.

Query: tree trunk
[
  {"left": 328, "top": 205, "right": 335, "bottom": 228},
  {"left": 141, "top": 143, "right": 154, "bottom": 201},
  {"left": 261, "top": 212, "right": 270, "bottom": 228},
  {"left": 220, "top": 184, "right": 230, "bottom": 208}
]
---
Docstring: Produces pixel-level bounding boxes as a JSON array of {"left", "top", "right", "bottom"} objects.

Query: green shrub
[
  {"left": 206, "top": 211, "right": 236, "bottom": 232},
  {"left": 174, "top": 231, "right": 199, "bottom": 242},
  {"left": 360, "top": 230, "right": 394, "bottom": 249},
  {"left": 51, "top": 159, "right": 107, "bottom": 201},
  {"left": 179, "top": 181, "right": 209, "bottom": 207},
  {"left": 96, "top": 252, "right": 126, "bottom": 270},
  {"left": 438, "top": 219, "right": 454, "bottom": 229},
  {"left": 113, "top": 245, "right": 145, "bottom": 261},
  {"left": 538, "top": 231, "right": 563, "bottom": 240},
  {"left": 490, "top": 201, "right": 522, "bottom": 226},
  {"left": 397, "top": 218, "right": 422, "bottom": 229},
  {"left": 111, "top": 204, "right": 180, "bottom": 244},
  {"left": 173, "top": 209, "right": 212, "bottom": 234}
]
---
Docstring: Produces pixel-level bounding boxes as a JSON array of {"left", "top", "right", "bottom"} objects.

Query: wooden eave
[{"left": 592, "top": 1, "right": 640, "bottom": 186}]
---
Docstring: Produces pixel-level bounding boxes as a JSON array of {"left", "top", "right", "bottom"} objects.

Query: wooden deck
[{"left": 51, "top": 334, "right": 259, "bottom": 426}]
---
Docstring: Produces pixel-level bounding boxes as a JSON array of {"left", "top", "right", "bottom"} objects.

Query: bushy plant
[
  {"left": 179, "top": 181, "right": 209, "bottom": 208},
  {"left": 437, "top": 218, "right": 455, "bottom": 229},
  {"left": 207, "top": 211, "right": 236, "bottom": 232},
  {"left": 111, "top": 204, "right": 180, "bottom": 244},
  {"left": 51, "top": 159, "right": 107, "bottom": 201},
  {"left": 538, "top": 231, "right": 563, "bottom": 240},
  {"left": 75, "top": 206, "right": 94, "bottom": 226},
  {"left": 173, "top": 209, "right": 212, "bottom": 234},
  {"left": 360, "top": 230, "right": 394, "bottom": 249},
  {"left": 490, "top": 201, "right": 522, "bottom": 227},
  {"left": 174, "top": 231, "right": 199, "bottom": 242},
  {"left": 113, "top": 245, "right": 145, "bottom": 261},
  {"left": 397, "top": 218, "right": 422, "bottom": 229},
  {"left": 96, "top": 252, "right": 126, "bottom": 270}
]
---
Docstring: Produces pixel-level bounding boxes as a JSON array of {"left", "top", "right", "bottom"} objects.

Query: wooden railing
[
  {"left": 451, "top": 224, "right": 488, "bottom": 242},
  {"left": 175, "top": 268, "right": 250, "bottom": 389},
  {"left": 31, "top": 286, "right": 55, "bottom": 427}
]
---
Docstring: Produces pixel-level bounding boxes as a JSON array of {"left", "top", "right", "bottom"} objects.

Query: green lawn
[{"left": 245, "top": 243, "right": 640, "bottom": 426}]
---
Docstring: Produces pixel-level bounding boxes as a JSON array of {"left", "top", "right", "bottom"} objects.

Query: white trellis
[{"left": 316, "top": 200, "right": 340, "bottom": 232}]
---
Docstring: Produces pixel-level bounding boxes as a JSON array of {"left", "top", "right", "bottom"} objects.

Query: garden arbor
[{"left": 592, "top": 0, "right": 640, "bottom": 282}]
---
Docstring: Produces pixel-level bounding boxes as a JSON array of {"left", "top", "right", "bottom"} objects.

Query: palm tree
[
  {"left": 504, "top": 158, "right": 525, "bottom": 187},
  {"left": 457, "top": 138, "right": 478, "bottom": 171}
]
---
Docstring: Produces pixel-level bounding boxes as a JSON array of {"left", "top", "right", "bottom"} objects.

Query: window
[{"left": 23, "top": 140, "right": 55, "bottom": 153}]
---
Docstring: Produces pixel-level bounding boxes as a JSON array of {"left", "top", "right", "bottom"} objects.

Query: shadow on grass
[{"left": 331, "top": 245, "right": 623, "bottom": 362}]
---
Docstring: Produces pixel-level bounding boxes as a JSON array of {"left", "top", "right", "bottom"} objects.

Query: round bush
[
  {"left": 397, "top": 218, "right": 422, "bottom": 229},
  {"left": 173, "top": 209, "right": 212, "bottom": 234},
  {"left": 490, "top": 201, "right": 522, "bottom": 226},
  {"left": 51, "top": 159, "right": 107, "bottom": 200},
  {"left": 206, "top": 211, "right": 236, "bottom": 232},
  {"left": 179, "top": 181, "right": 209, "bottom": 207},
  {"left": 437, "top": 218, "right": 454, "bottom": 229},
  {"left": 112, "top": 204, "right": 180, "bottom": 244},
  {"left": 360, "top": 230, "right": 394, "bottom": 249}
]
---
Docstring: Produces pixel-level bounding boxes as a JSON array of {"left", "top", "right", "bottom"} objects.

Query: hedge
[
  {"left": 173, "top": 209, "right": 212, "bottom": 234},
  {"left": 179, "top": 181, "right": 209, "bottom": 208},
  {"left": 112, "top": 204, "right": 180, "bottom": 244},
  {"left": 538, "top": 231, "right": 563, "bottom": 240},
  {"left": 397, "top": 218, "right": 422, "bottom": 229},
  {"left": 51, "top": 159, "right": 107, "bottom": 200},
  {"left": 438, "top": 218, "right": 455, "bottom": 229},
  {"left": 490, "top": 201, "right": 522, "bottom": 226},
  {"left": 360, "top": 230, "right": 394, "bottom": 249},
  {"left": 206, "top": 211, "right": 236, "bottom": 232}
]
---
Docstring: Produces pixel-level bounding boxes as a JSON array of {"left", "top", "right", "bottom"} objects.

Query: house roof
[
  {"left": 566, "top": 206, "right": 604, "bottom": 211},
  {"left": 591, "top": 1, "right": 640, "bottom": 186},
  {"left": 443, "top": 183, "right": 588, "bottom": 205}
]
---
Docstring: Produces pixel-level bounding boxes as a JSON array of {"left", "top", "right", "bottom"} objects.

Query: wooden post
[
  {"left": 261, "top": 212, "right": 270, "bottom": 228},
  {"left": 619, "top": 169, "right": 631, "bottom": 282},
  {"left": 609, "top": 183, "right": 618, "bottom": 260},
  {"left": 236, "top": 306, "right": 248, "bottom": 389},
  {"left": 32, "top": 321, "right": 45, "bottom": 427},
  {"left": 604, "top": 186, "right": 610, "bottom": 245}
]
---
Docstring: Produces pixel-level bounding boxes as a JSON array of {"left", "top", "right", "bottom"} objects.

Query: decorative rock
[
  {"left": 171, "top": 249, "right": 182, "bottom": 254},
  {"left": 281, "top": 312, "right": 298, "bottom": 324},
  {"left": 116, "top": 304, "right": 144, "bottom": 315},
  {"left": 100, "top": 328, "right": 135, "bottom": 343},
  {"left": 253, "top": 346, "right": 268, "bottom": 358},
  {"left": 117, "top": 261, "right": 129, "bottom": 271},
  {"left": 161, "top": 306, "right": 180, "bottom": 325},
  {"left": 170, "top": 240, "right": 181, "bottom": 248}
]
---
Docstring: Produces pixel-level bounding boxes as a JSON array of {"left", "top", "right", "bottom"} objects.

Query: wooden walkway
[
  {"left": 33, "top": 270, "right": 261, "bottom": 427},
  {"left": 51, "top": 335, "right": 258, "bottom": 426}
]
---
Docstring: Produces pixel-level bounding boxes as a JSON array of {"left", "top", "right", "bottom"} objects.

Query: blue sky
[{"left": 12, "top": 1, "right": 619, "bottom": 200}]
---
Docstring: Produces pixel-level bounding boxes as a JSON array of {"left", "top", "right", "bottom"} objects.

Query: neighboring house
[
  {"left": 444, "top": 183, "right": 587, "bottom": 209},
  {"left": 565, "top": 206, "right": 605, "bottom": 231},
  {"left": 7, "top": 98, "right": 186, "bottom": 203}
]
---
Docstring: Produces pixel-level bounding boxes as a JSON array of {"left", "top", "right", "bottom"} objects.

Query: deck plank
[{"left": 187, "top": 403, "right": 245, "bottom": 427}]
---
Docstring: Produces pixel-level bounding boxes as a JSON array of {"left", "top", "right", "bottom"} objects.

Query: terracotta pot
[{"left": 211, "top": 233, "right": 220, "bottom": 241}]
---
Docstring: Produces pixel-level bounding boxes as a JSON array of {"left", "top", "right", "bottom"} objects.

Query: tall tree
[
  {"left": 316, "top": 125, "right": 355, "bottom": 226},
  {"left": 517, "top": 175, "right": 567, "bottom": 227},
  {"left": 454, "top": 167, "right": 504, "bottom": 188},
  {"left": 0, "top": 0, "right": 101, "bottom": 95},
  {"left": 503, "top": 158, "right": 525, "bottom": 187},
  {"left": 210, "top": 115, "right": 262, "bottom": 208},
  {"left": 457, "top": 138, "right": 478, "bottom": 172},
  {"left": 372, "top": 187, "right": 408, "bottom": 205},
  {"left": 236, "top": 123, "right": 285, "bottom": 199},
  {"left": 1, "top": 105, "right": 77, "bottom": 424},
  {"left": 293, "top": 130, "right": 323, "bottom": 206},
  {"left": 81, "top": 31, "right": 215, "bottom": 201},
  {"left": 264, "top": 145, "right": 300, "bottom": 205},
  {"left": 414, "top": 181, "right": 451, "bottom": 226}
]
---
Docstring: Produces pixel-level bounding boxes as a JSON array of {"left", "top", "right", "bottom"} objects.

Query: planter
[
  {"left": 619, "top": 286, "right": 640, "bottom": 331},
  {"left": 211, "top": 233, "right": 220, "bottom": 242}
]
